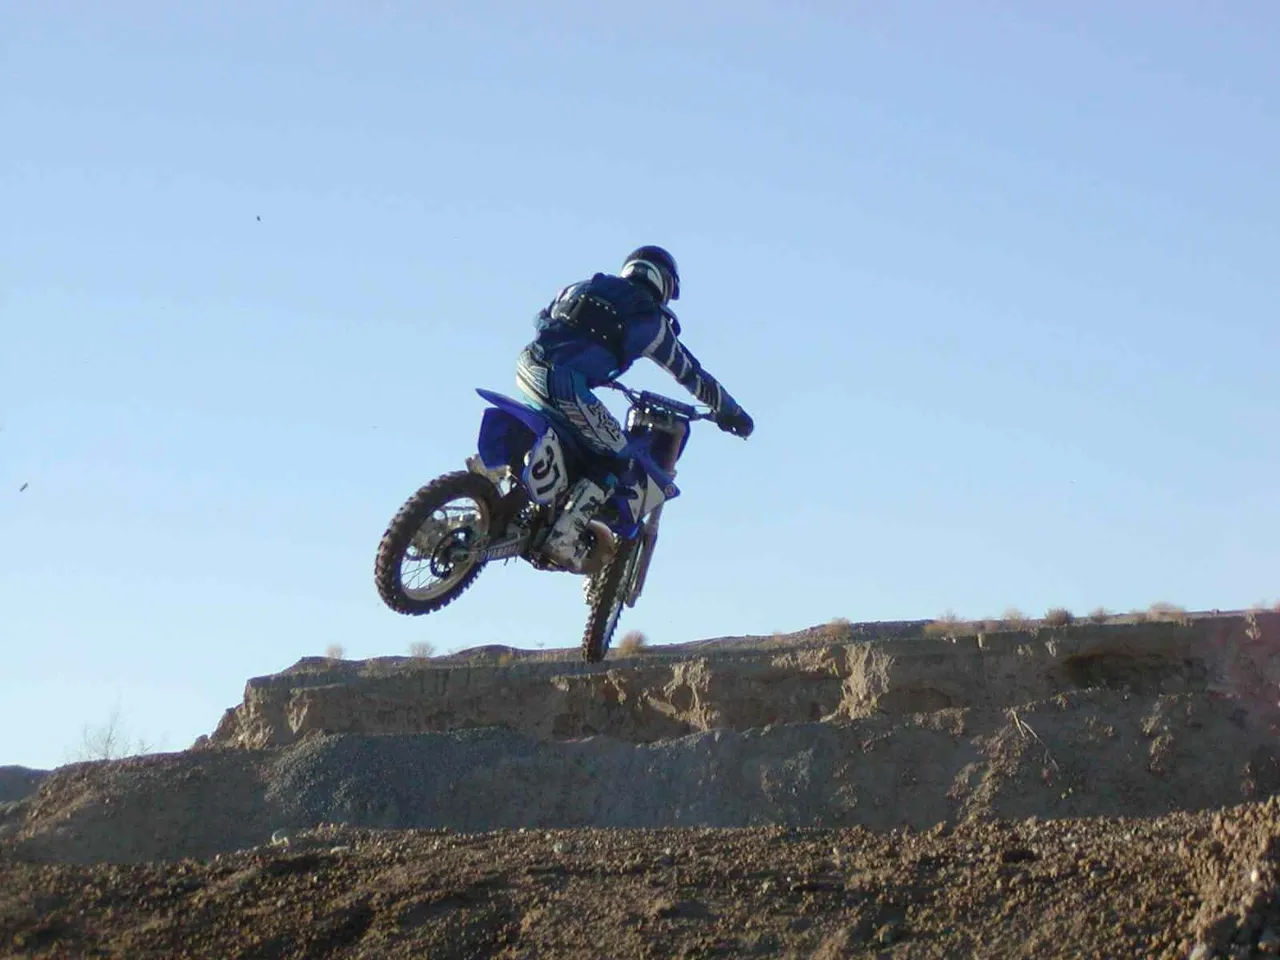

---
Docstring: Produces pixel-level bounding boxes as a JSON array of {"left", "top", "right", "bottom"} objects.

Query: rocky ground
[
  {"left": 3, "top": 802, "right": 1280, "bottom": 958},
  {"left": 2, "top": 610, "right": 1278, "bottom": 958}
]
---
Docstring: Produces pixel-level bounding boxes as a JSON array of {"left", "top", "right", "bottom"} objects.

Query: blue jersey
[{"left": 527, "top": 273, "right": 740, "bottom": 416}]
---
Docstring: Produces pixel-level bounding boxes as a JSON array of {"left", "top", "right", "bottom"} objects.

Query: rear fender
[
  {"left": 475, "top": 390, "right": 553, "bottom": 469},
  {"left": 475, "top": 388, "right": 592, "bottom": 473}
]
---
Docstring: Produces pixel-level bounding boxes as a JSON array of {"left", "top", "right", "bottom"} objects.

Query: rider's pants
[{"left": 515, "top": 345, "right": 628, "bottom": 461}]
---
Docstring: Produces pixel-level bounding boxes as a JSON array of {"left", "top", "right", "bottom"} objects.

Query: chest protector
[{"left": 544, "top": 276, "right": 631, "bottom": 360}]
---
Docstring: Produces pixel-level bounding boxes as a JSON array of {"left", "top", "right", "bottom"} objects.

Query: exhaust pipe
[{"left": 579, "top": 520, "right": 618, "bottom": 575}]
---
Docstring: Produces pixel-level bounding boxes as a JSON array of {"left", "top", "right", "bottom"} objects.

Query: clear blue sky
[{"left": 3, "top": 3, "right": 1278, "bottom": 769}]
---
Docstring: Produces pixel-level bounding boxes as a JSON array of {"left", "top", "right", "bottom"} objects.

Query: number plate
[{"left": 522, "top": 429, "right": 569, "bottom": 506}]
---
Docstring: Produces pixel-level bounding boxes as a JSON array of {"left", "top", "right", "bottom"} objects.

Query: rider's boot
[{"left": 542, "top": 477, "right": 609, "bottom": 573}]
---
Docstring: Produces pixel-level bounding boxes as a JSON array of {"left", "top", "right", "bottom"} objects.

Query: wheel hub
[{"left": 429, "top": 527, "right": 475, "bottom": 578}]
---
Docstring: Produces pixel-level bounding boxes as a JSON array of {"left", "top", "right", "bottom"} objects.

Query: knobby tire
[
  {"left": 581, "top": 537, "right": 641, "bottom": 662},
  {"left": 374, "top": 470, "right": 498, "bottom": 615}
]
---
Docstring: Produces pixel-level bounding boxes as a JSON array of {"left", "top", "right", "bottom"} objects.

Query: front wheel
[
  {"left": 375, "top": 471, "right": 499, "bottom": 615},
  {"left": 581, "top": 538, "right": 641, "bottom": 662}
]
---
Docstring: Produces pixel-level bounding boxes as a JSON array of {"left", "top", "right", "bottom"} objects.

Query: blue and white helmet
[{"left": 620, "top": 245, "right": 680, "bottom": 304}]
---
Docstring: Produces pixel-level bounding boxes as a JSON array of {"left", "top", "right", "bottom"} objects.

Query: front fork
[
  {"left": 622, "top": 423, "right": 686, "bottom": 607},
  {"left": 625, "top": 503, "right": 663, "bottom": 607}
]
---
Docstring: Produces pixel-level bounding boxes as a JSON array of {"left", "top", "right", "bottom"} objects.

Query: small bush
[
  {"left": 814, "top": 619, "right": 855, "bottom": 642},
  {"left": 618, "top": 630, "right": 649, "bottom": 656},
  {"left": 1148, "top": 601, "right": 1188, "bottom": 624},
  {"left": 1088, "top": 607, "right": 1111, "bottom": 624},
  {"left": 1001, "top": 607, "right": 1030, "bottom": 631},
  {"left": 68, "top": 702, "right": 155, "bottom": 762},
  {"left": 496, "top": 652, "right": 514, "bottom": 667},
  {"left": 325, "top": 643, "right": 346, "bottom": 660},
  {"left": 408, "top": 641, "right": 434, "bottom": 659},
  {"left": 820, "top": 617, "right": 853, "bottom": 640},
  {"left": 923, "top": 611, "right": 962, "bottom": 637},
  {"left": 1044, "top": 607, "right": 1075, "bottom": 627}
]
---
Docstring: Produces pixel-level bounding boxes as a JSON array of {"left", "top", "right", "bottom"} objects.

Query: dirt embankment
[
  {"left": 207, "top": 614, "right": 1275, "bottom": 750},
  {"left": 4, "top": 614, "right": 1279, "bottom": 865},
  {"left": 2, "top": 611, "right": 1278, "bottom": 957}
]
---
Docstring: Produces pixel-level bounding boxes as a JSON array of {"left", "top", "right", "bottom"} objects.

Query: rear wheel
[
  {"left": 581, "top": 538, "right": 641, "bottom": 662},
  {"left": 375, "top": 471, "right": 499, "bottom": 615}
]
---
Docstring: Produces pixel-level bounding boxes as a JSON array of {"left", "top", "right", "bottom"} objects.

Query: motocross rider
[{"left": 515, "top": 244, "right": 754, "bottom": 573}]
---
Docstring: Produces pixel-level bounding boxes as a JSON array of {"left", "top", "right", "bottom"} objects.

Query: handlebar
[{"left": 602, "top": 381, "right": 717, "bottom": 422}]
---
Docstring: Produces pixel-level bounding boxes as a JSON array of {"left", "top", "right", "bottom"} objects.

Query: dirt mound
[
  {"left": 2, "top": 612, "right": 1278, "bottom": 956},
  {"left": 4, "top": 799, "right": 1279, "bottom": 958}
]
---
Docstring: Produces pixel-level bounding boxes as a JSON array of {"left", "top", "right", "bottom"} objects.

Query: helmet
[{"left": 620, "top": 245, "right": 680, "bottom": 303}]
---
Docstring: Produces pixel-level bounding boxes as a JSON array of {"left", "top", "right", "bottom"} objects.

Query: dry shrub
[
  {"left": 923, "top": 611, "right": 962, "bottom": 637},
  {"left": 1001, "top": 607, "right": 1030, "bottom": 631},
  {"left": 618, "top": 630, "right": 649, "bottom": 656},
  {"left": 325, "top": 643, "right": 346, "bottom": 660},
  {"left": 1043, "top": 607, "right": 1075, "bottom": 627},
  {"left": 820, "top": 617, "right": 853, "bottom": 639},
  {"left": 69, "top": 702, "right": 155, "bottom": 762},
  {"left": 408, "top": 641, "right": 434, "bottom": 659},
  {"left": 496, "top": 651, "right": 514, "bottom": 667},
  {"left": 1088, "top": 607, "right": 1111, "bottom": 624},
  {"left": 1147, "top": 601, "right": 1188, "bottom": 624}
]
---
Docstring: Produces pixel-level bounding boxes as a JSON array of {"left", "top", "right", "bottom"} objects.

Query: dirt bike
[{"left": 374, "top": 381, "right": 717, "bottom": 661}]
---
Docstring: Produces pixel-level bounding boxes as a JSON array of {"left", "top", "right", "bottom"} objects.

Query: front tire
[
  {"left": 581, "top": 538, "right": 641, "bottom": 662},
  {"left": 375, "top": 471, "right": 499, "bottom": 615}
]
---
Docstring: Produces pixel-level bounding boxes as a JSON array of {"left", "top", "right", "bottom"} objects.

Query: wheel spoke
[
  {"left": 374, "top": 472, "right": 506, "bottom": 617},
  {"left": 399, "top": 493, "right": 490, "bottom": 602}
]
